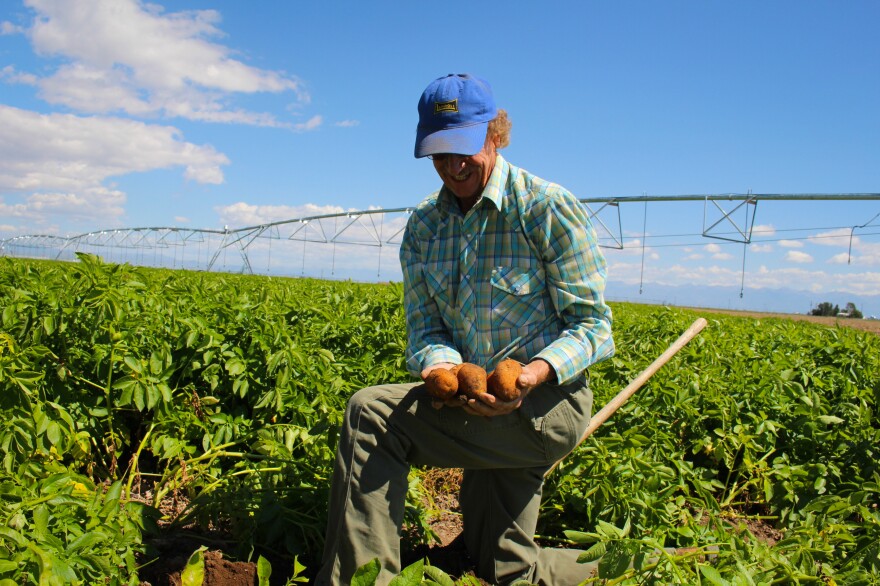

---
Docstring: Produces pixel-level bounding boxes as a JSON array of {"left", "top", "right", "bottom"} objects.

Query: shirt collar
[
  {"left": 480, "top": 154, "right": 508, "bottom": 212},
  {"left": 436, "top": 154, "right": 509, "bottom": 215}
]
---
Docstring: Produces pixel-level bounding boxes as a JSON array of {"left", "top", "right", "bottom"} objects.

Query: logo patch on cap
[{"left": 433, "top": 99, "right": 458, "bottom": 114}]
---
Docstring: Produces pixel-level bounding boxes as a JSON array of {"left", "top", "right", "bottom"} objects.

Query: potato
[
  {"left": 456, "top": 363, "right": 488, "bottom": 400},
  {"left": 425, "top": 368, "right": 459, "bottom": 400},
  {"left": 487, "top": 359, "right": 523, "bottom": 401}
]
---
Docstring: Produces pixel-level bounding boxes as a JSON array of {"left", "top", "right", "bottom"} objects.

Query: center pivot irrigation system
[{"left": 2, "top": 193, "right": 879, "bottom": 294}]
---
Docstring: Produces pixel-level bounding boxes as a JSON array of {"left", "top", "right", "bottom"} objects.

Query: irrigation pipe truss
[{"left": 2, "top": 193, "right": 878, "bottom": 291}]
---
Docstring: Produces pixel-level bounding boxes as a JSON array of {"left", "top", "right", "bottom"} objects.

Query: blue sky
[{"left": 1, "top": 0, "right": 878, "bottom": 312}]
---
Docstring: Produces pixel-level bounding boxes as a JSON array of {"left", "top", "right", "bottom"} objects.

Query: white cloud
[
  {"left": 22, "top": 0, "right": 307, "bottom": 126},
  {"left": 828, "top": 245, "right": 880, "bottom": 267},
  {"left": 752, "top": 224, "right": 776, "bottom": 237},
  {"left": 778, "top": 239, "right": 804, "bottom": 248},
  {"left": 1, "top": 21, "right": 24, "bottom": 35},
  {"left": 32, "top": 188, "right": 125, "bottom": 221},
  {"left": 702, "top": 242, "right": 739, "bottom": 260},
  {"left": 0, "top": 65, "right": 38, "bottom": 85},
  {"left": 608, "top": 259, "right": 880, "bottom": 296},
  {"left": 294, "top": 115, "right": 323, "bottom": 133},
  {"left": 215, "top": 203, "right": 348, "bottom": 227},
  {"left": 603, "top": 239, "right": 657, "bottom": 259},
  {"left": 683, "top": 253, "right": 704, "bottom": 260},
  {"left": 0, "top": 104, "right": 228, "bottom": 230},
  {"left": 750, "top": 243, "right": 773, "bottom": 252},
  {"left": 828, "top": 252, "right": 850, "bottom": 265},
  {"left": 747, "top": 267, "right": 880, "bottom": 296},
  {"left": 785, "top": 250, "right": 813, "bottom": 264},
  {"left": 335, "top": 120, "right": 360, "bottom": 128},
  {"left": 808, "top": 228, "right": 853, "bottom": 248},
  {"left": 174, "top": 216, "right": 190, "bottom": 224}
]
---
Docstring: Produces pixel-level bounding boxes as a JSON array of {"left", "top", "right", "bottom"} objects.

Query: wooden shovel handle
[{"left": 546, "top": 317, "right": 708, "bottom": 476}]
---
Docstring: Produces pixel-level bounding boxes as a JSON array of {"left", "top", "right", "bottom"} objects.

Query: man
[{"left": 316, "top": 73, "right": 614, "bottom": 586}]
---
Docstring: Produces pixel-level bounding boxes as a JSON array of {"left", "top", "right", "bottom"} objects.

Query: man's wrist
[{"left": 528, "top": 358, "right": 557, "bottom": 386}]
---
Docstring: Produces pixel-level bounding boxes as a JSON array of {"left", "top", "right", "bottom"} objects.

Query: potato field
[{"left": 0, "top": 254, "right": 878, "bottom": 585}]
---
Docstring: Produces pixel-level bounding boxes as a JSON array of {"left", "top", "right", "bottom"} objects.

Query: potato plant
[{"left": 1, "top": 255, "right": 878, "bottom": 584}]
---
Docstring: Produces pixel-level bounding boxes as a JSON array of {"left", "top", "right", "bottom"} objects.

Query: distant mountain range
[{"left": 606, "top": 281, "right": 880, "bottom": 319}]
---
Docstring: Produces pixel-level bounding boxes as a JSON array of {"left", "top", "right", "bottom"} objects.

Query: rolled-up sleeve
[
  {"left": 400, "top": 216, "right": 462, "bottom": 377},
  {"left": 531, "top": 194, "right": 614, "bottom": 384}
]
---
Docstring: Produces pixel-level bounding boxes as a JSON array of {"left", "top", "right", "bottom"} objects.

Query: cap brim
[{"left": 414, "top": 121, "right": 489, "bottom": 158}]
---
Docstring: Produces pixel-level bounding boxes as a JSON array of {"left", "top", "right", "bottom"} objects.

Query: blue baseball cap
[{"left": 414, "top": 74, "right": 497, "bottom": 158}]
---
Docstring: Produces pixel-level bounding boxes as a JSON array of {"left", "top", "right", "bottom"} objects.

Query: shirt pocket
[{"left": 490, "top": 266, "right": 546, "bottom": 329}]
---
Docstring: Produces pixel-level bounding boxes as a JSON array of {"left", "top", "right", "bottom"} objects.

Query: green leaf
[
  {"left": 598, "top": 542, "right": 631, "bottom": 580},
  {"left": 104, "top": 480, "right": 123, "bottom": 503},
  {"left": 423, "top": 565, "right": 455, "bottom": 586},
  {"left": 67, "top": 531, "right": 106, "bottom": 553},
  {"left": 47, "top": 495, "right": 85, "bottom": 507},
  {"left": 226, "top": 358, "right": 246, "bottom": 376},
  {"left": 134, "top": 383, "right": 145, "bottom": 411},
  {"left": 388, "top": 558, "right": 424, "bottom": 585},
  {"left": 289, "top": 555, "right": 309, "bottom": 583},
  {"left": 257, "top": 555, "right": 272, "bottom": 586},
  {"left": 146, "top": 383, "right": 159, "bottom": 409},
  {"left": 351, "top": 558, "right": 381, "bottom": 586},
  {"left": 123, "top": 355, "right": 142, "bottom": 373},
  {"left": 564, "top": 529, "right": 596, "bottom": 544},
  {"left": 817, "top": 415, "right": 843, "bottom": 425},
  {"left": 578, "top": 541, "right": 607, "bottom": 564},
  {"left": 0, "top": 527, "right": 27, "bottom": 547},
  {"left": 699, "top": 564, "right": 729, "bottom": 586},
  {"left": 596, "top": 520, "right": 623, "bottom": 539},
  {"left": 33, "top": 504, "right": 49, "bottom": 539},
  {"left": 181, "top": 546, "right": 208, "bottom": 586},
  {"left": 45, "top": 421, "right": 62, "bottom": 446},
  {"left": 150, "top": 352, "right": 163, "bottom": 375},
  {"left": 42, "top": 315, "right": 56, "bottom": 335}
]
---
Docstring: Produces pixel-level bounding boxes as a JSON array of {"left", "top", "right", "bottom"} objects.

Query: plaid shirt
[{"left": 400, "top": 155, "right": 614, "bottom": 385}]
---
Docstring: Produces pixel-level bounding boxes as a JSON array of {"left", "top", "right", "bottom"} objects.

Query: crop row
[{"left": 0, "top": 254, "right": 878, "bottom": 584}]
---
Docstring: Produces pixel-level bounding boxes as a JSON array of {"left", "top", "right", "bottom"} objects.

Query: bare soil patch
[{"left": 139, "top": 549, "right": 256, "bottom": 586}]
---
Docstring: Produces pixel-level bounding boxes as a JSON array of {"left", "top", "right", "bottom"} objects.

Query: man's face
[{"left": 431, "top": 135, "right": 498, "bottom": 204}]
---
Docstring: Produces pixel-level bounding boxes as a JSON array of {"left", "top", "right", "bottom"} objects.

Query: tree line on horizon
[{"left": 811, "top": 301, "right": 863, "bottom": 318}]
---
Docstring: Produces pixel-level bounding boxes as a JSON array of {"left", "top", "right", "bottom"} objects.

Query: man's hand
[{"left": 465, "top": 359, "right": 557, "bottom": 417}]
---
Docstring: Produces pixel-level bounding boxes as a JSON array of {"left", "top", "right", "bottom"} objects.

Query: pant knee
[{"left": 347, "top": 385, "right": 386, "bottom": 410}]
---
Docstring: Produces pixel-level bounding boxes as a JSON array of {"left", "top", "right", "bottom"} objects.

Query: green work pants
[{"left": 315, "top": 376, "right": 598, "bottom": 586}]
